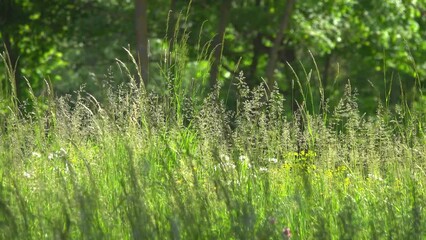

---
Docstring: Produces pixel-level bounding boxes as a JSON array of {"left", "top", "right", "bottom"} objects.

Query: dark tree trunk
[
  {"left": 167, "top": 0, "right": 177, "bottom": 53},
  {"left": 265, "top": 0, "right": 296, "bottom": 91},
  {"left": 248, "top": 0, "right": 262, "bottom": 86},
  {"left": 209, "top": 0, "right": 232, "bottom": 89},
  {"left": 135, "top": 0, "right": 149, "bottom": 87},
  {"left": 248, "top": 33, "right": 262, "bottom": 86}
]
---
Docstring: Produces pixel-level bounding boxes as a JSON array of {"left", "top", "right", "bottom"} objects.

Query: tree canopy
[{"left": 1, "top": 0, "right": 425, "bottom": 114}]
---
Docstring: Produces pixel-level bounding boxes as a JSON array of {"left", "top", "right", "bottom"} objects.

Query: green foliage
[
  {"left": 0, "top": 0, "right": 73, "bottom": 96},
  {"left": 1, "top": 2, "right": 426, "bottom": 238},
  {"left": 2, "top": 0, "right": 425, "bottom": 114},
  {"left": 0, "top": 51, "right": 425, "bottom": 239}
]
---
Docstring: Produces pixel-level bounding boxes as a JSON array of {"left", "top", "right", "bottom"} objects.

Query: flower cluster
[
  {"left": 214, "top": 154, "right": 284, "bottom": 173},
  {"left": 48, "top": 148, "right": 68, "bottom": 160}
]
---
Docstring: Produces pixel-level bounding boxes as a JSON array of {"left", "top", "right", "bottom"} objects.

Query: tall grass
[{"left": 0, "top": 38, "right": 425, "bottom": 240}]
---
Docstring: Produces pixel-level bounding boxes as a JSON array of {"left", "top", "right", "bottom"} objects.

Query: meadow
[{"left": 0, "top": 50, "right": 425, "bottom": 239}]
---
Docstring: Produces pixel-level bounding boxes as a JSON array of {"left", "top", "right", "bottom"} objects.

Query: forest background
[
  {"left": 1, "top": 0, "right": 426, "bottom": 114},
  {"left": 1, "top": 1, "right": 426, "bottom": 239}
]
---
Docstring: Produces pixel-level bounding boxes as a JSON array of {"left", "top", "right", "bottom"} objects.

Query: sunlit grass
[{"left": 0, "top": 46, "right": 425, "bottom": 239}]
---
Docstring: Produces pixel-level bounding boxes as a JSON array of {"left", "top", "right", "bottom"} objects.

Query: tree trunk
[
  {"left": 167, "top": 0, "right": 177, "bottom": 53},
  {"left": 265, "top": 0, "right": 296, "bottom": 90},
  {"left": 248, "top": 0, "right": 262, "bottom": 86},
  {"left": 209, "top": 0, "right": 232, "bottom": 89},
  {"left": 135, "top": 0, "right": 149, "bottom": 87},
  {"left": 248, "top": 33, "right": 262, "bottom": 86}
]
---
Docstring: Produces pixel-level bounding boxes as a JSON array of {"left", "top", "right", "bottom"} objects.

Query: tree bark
[
  {"left": 265, "top": 0, "right": 296, "bottom": 90},
  {"left": 209, "top": 0, "right": 232, "bottom": 89},
  {"left": 135, "top": 0, "right": 149, "bottom": 87}
]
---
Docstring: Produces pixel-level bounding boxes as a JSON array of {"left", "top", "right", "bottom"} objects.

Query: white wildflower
[
  {"left": 23, "top": 171, "right": 32, "bottom": 178},
  {"left": 220, "top": 154, "right": 230, "bottom": 161},
  {"left": 214, "top": 161, "right": 236, "bottom": 172},
  {"left": 228, "top": 162, "right": 236, "bottom": 169},
  {"left": 227, "top": 180, "right": 240, "bottom": 186},
  {"left": 368, "top": 173, "right": 383, "bottom": 182},
  {"left": 222, "top": 161, "right": 236, "bottom": 170},
  {"left": 239, "top": 155, "right": 247, "bottom": 162},
  {"left": 48, "top": 153, "right": 55, "bottom": 160},
  {"left": 240, "top": 156, "right": 252, "bottom": 168},
  {"left": 268, "top": 158, "right": 278, "bottom": 164},
  {"left": 259, "top": 167, "right": 268, "bottom": 172},
  {"left": 31, "top": 152, "right": 41, "bottom": 158},
  {"left": 59, "top": 148, "right": 67, "bottom": 157}
]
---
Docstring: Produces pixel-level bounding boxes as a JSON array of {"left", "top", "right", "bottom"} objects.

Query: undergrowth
[{"left": 0, "top": 44, "right": 425, "bottom": 239}]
